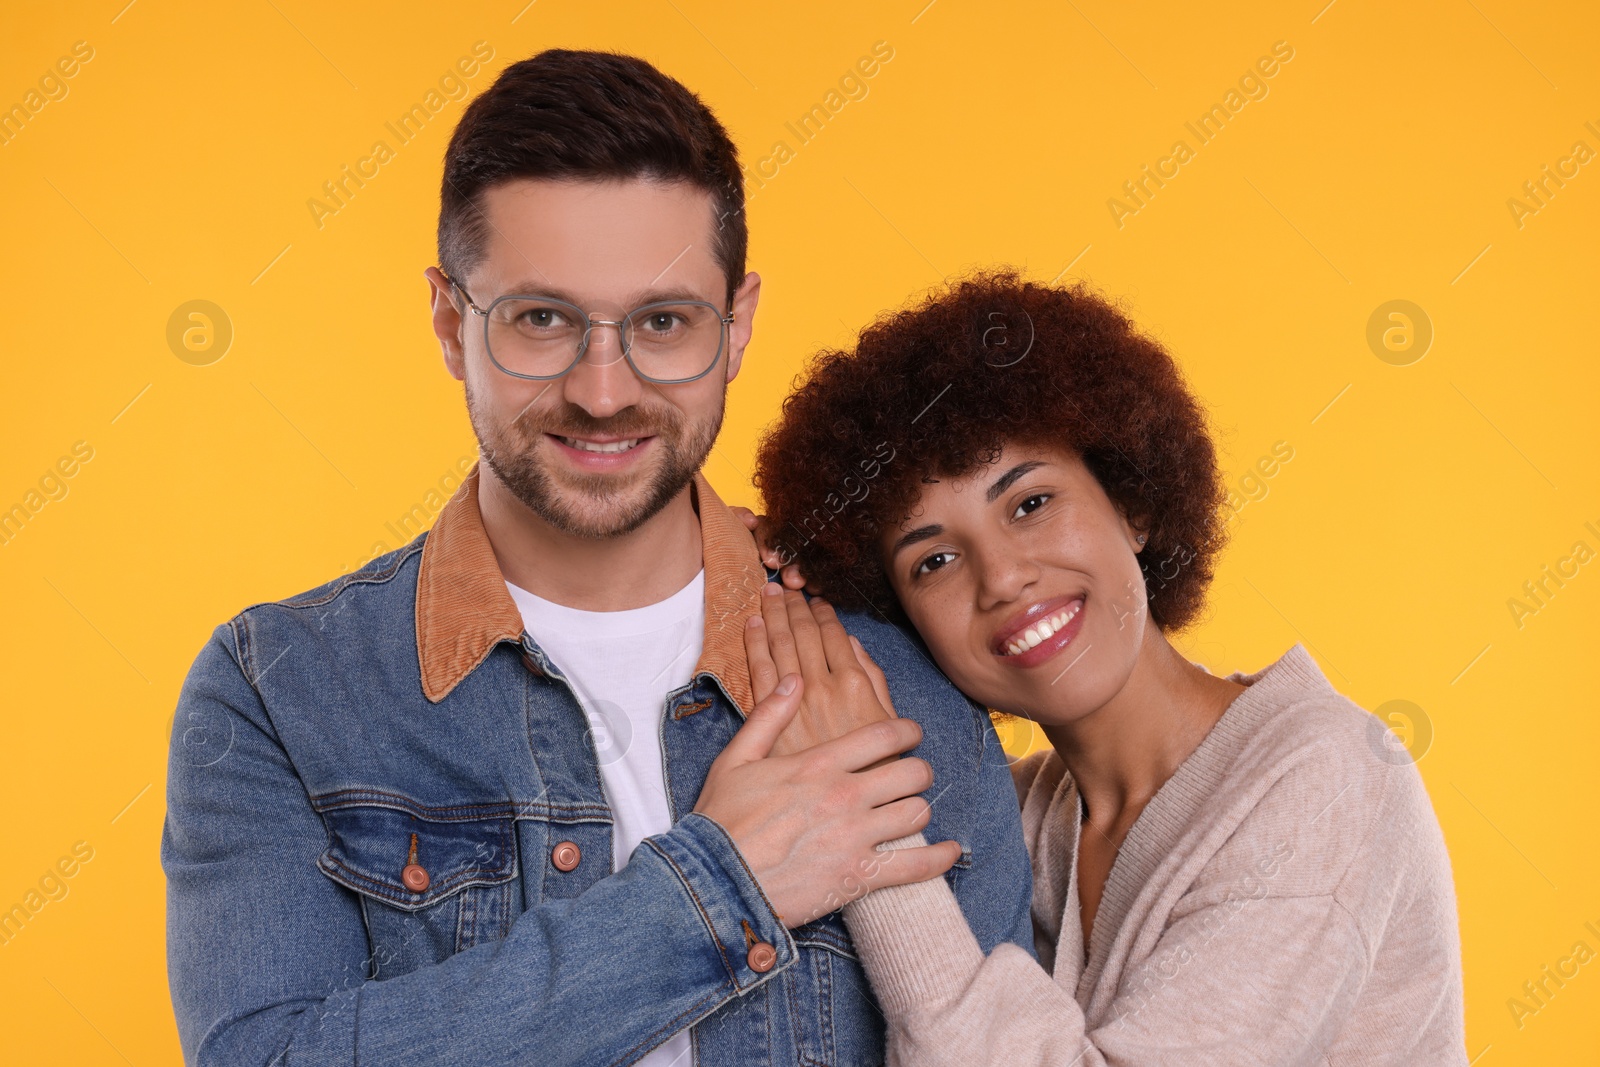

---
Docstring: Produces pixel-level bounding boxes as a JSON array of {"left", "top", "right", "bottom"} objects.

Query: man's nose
[{"left": 561, "top": 322, "right": 643, "bottom": 418}]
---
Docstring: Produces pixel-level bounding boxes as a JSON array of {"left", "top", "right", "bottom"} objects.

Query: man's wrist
[{"left": 647, "top": 812, "right": 798, "bottom": 989}]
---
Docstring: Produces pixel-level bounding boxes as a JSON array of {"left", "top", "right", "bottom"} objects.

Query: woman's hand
[
  {"left": 693, "top": 668, "right": 961, "bottom": 927},
  {"left": 731, "top": 506, "right": 816, "bottom": 592},
  {"left": 748, "top": 582, "right": 899, "bottom": 758}
]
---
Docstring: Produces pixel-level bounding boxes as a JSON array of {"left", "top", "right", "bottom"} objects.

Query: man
[{"left": 163, "top": 49, "right": 1032, "bottom": 1066}]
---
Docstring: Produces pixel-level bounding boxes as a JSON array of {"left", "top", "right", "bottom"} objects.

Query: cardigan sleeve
[
  {"left": 844, "top": 835, "right": 1383, "bottom": 1067},
  {"left": 843, "top": 686, "right": 1466, "bottom": 1066}
]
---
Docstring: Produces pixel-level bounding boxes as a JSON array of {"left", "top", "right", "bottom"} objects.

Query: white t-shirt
[{"left": 505, "top": 570, "right": 705, "bottom": 1067}]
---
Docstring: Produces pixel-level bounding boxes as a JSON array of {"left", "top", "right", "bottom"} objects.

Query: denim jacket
[{"left": 162, "top": 462, "right": 1034, "bottom": 1066}]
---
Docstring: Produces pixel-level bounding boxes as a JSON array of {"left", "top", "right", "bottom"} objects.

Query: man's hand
[{"left": 693, "top": 666, "right": 961, "bottom": 927}]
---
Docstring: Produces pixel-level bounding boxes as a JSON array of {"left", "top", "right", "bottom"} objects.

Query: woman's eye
[
  {"left": 1013, "top": 493, "right": 1050, "bottom": 519},
  {"left": 914, "top": 551, "right": 955, "bottom": 578}
]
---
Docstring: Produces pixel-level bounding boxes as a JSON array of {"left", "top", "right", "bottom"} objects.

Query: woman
[{"left": 736, "top": 270, "right": 1466, "bottom": 1065}]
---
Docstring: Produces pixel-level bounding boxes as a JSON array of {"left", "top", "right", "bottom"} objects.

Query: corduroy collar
[{"left": 415, "top": 461, "right": 763, "bottom": 713}]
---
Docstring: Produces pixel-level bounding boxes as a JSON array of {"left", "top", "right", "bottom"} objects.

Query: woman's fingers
[
  {"left": 732, "top": 506, "right": 790, "bottom": 571},
  {"left": 782, "top": 588, "right": 830, "bottom": 680},
  {"left": 744, "top": 612, "right": 780, "bottom": 704},
  {"left": 805, "top": 597, "right": 859, "bottom": 674},
  {"left": 752, "top": 514, "right": 787, "bottom": 570},
  {"left": 760, "top": 582, "right": 803, "bottom": 681},
  {"left": 804, "top": 597, "right": 896, "bottom": 721},
  {"left": 779, "top": 563, "right": 807, "bottom": 589},
  {"left": 849, "top": 635, "right": 896, "bottom": 717}
]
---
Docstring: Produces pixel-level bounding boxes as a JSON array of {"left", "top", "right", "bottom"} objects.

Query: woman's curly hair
[{"left": 753, "top": 268, "right": 1229, "bottom": 631}]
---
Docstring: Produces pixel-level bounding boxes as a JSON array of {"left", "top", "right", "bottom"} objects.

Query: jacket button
[
  {"left": 401, "top": 863, "right": 430, "bottom": 893},
  {"left": 551, "top": 841, "right": 581, "bottom": 871},
  {"left": 747, "top": 941, "right": 778, "bottom": 973}
]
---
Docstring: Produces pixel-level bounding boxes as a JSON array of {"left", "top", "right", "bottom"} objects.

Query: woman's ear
[
  {"left": 1107, "top": 502, "right": 1145, "bottom": 556},
  {"left": 1117, "top": 507, "right": 1151, "bottom": 554}
]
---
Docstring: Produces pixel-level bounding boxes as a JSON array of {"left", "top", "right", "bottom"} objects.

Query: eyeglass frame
[{"left": 438, "top": 270, "right": 737, "bottom": 385}]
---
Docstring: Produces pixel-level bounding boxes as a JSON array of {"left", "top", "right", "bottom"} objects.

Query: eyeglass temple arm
[{"left": 437, "top": 269, "right": 487, "bottom": 316}]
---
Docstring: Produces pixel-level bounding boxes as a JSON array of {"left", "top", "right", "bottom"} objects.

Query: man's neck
[{"left": 476, "top": 468, "right": 705, "bottom": 611}]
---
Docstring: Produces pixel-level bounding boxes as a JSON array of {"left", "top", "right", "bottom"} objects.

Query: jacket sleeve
[
  {"left": 162, "top": 624, "right": 795, "bottom": 1067},
  {"left": 946, "top": 704, "right": 1036, "bottom": 957}
]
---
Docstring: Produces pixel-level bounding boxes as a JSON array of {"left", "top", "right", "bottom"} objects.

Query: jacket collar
[{"left": 415, "top": 461, "right": 762, "bottom": 713}]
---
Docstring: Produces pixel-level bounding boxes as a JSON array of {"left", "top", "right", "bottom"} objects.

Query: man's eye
[
  {"left": 642, "top": 312, "right": 683, "bottom": 333},
  {"left": 1013, "top": 493, "right": 1050, "bottom": 519},
  {"left": 520, "top": 307, "right": 569, "bottom": 329},
  {"left": 914, "top": 551, "right": 954, "bottom": 578}
]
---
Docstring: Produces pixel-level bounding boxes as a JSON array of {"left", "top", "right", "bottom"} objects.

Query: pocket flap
[{"left": 317, "top": 804, "right": 517, "bottom": 911}]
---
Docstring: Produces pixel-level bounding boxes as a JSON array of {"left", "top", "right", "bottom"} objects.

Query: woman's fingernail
[
  {"left": 747, "top": 614, "right": 763, "bottom": 629},
  {"left": 764, "top": 581, "right": 783, "bottom": 596},
  {"left": 776, "top": 674, "right": 798, "bottom": 695}
]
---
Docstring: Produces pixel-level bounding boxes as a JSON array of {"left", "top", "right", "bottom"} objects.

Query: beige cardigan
[{"left": 843, "top": 643, "right": 1467, "bottom": 1065}]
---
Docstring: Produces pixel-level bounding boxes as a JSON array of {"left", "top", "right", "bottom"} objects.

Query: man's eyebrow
[
  {"left": 498, "top": 282, "right": 582, "bottom": 304},
  {"left": 986, "top": 460, "right": 1047, "bottom": 504},
  {"left": 496, "top": 283, "right": 719, "bottom": 308},
  {"left": 890, "top": 524, "right": 943, "bottom": 557},
  {"left": 631, "top": 285, "right": 720, "bottom": 306}
]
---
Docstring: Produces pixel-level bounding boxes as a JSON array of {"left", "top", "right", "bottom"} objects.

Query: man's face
[{"left": 429, "top": 177, "right": 759, "bottom": 539}]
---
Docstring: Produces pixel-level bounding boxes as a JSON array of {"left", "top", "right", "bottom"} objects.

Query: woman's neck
[{"left": 1041, "top": 627, "right": 1246, "bottom": 824}]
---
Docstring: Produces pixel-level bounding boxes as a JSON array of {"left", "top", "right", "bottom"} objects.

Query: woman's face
[{"left": 880, "top": 442, "right": 1151, "bottom": 724}]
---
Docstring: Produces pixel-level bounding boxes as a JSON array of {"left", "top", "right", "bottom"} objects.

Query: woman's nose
[{"left": 973, "top": 548, "right": 1041, "bottom": 612}]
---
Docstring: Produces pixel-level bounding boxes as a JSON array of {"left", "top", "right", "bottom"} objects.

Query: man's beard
[{"left": 466, "top": 377, "right": 723, "bottom": 540}]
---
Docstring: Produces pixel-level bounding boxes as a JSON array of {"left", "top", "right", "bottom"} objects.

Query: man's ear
[
  {"left": 425, "top": 267, "right": 467, "bottom": 382},
  {"left": 723, "top": 271, "right": 761, "bottom": 384}
]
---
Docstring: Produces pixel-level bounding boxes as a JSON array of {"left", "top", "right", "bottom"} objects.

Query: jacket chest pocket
[{"left": 315, "top": 803, "right": 519, "bottom": 980}]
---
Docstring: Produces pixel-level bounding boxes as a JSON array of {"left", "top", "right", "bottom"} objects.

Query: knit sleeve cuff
[{"left": 842, "top": 831, "right": 989, "bottom": 1016}]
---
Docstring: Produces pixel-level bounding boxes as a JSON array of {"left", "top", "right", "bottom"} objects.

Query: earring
[{"left": 1136, "top": 534, "right": 1147, "bottom": 545}]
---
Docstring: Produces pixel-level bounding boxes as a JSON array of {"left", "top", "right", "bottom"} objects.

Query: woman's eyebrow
[
  {"left": 985, "top": 460, "right": 1047, "bottom": 503},
  {"left": 890, "top": 524, "right": 943, "bottom": 557}
]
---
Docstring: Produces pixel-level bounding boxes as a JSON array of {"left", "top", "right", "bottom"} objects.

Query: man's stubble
[{"left": 465, "top": 373, "right": 725, "bottom": 540}]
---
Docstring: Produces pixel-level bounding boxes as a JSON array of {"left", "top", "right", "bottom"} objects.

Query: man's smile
[{"left": 546, "top": 432, "right": 656, "bottom": 470}]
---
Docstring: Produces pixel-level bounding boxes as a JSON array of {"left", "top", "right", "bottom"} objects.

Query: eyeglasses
[{"left": 439, "top": 271, "right": 736, "bottom": 385}]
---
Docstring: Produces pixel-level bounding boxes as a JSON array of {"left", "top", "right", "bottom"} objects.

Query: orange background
[{"left": 2, "top": 1, "right": 1596, "bottom": 1061}]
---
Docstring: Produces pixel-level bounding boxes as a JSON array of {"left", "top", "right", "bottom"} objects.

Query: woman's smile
[
  {"left": 991, "top": 593, "right": 1086, "bottom": 667},
  {"left": 874, "top": 442, "right": 1151, "bottom": 723}
]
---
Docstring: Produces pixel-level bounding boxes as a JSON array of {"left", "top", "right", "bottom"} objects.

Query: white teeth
[
  {"left": 562, "top": 437, "right": 639, "bottom": 454},
  {"left": 1001, "top": 602, "right": 1081, "bottom": 656}
]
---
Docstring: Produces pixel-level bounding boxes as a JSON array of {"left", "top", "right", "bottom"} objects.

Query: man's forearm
[{"left": 165, "top": 631, "right": 794, "bottom": 1066}]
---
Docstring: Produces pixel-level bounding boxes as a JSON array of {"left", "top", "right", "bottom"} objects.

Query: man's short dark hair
[{"left": 438, "top": 49, "right": 746, "bottom": 303}]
